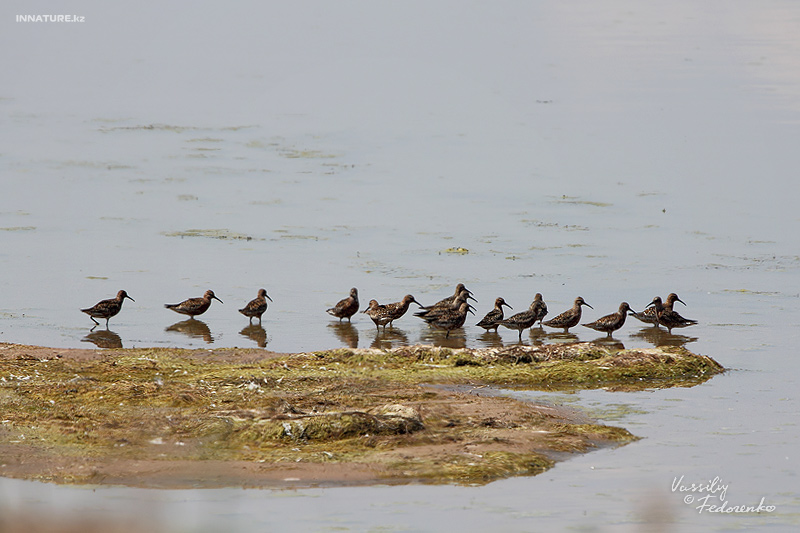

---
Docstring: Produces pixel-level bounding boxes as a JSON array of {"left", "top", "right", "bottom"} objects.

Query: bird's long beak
[
  {"left": 126, "top": 295, "right": 135, "bottom": 302},
  {"left": 503, "top": 302, "right": 513, "bottom": 310},
  {"left": 645, "top": 299, "right": 657, "bottom": 309},
  {"left": 213, "top": 296, "right": 223, "bottom": 304},
  {"left": 676, "top": 297, "right": 686, "bottom": 306},
  {"left": 266, "top": 294, "right": 273, "bottom": 302},
  {"left": 584, "top": 302, "right": 593, "bottom": 309}
]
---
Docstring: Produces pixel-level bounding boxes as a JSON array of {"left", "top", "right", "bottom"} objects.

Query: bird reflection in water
[
  {"left": 239, "top": 324, "right": 268, "bottom": 348},
  {"left": 327, "top": 322, "right": 359, "bottom": 348},
  {"left": 166, "top": 319, "right": 214, "bottom": 344},
  {"left": 369, "top": 328, "right": 409, "bottom": 350},
  {"left": 631, "top": 327, "right": 697, "bottom": 349},
  {"left": 543, "top": 331, "right": 580, "bottom": 345},
  {"left": 589, "top": 336, "right": 626, "bottom": 351},
  {"left": 82, "top": 329, "right": 123, "bottom": 349},
  {"left": 419, "top": 329, "right": 468, "bottom": 349},
  {"left": 521, "top": 327, "right": 548, "bottom": 347},
  {"left": 475, "top": 330, "right": 505, "bottom": 348}
]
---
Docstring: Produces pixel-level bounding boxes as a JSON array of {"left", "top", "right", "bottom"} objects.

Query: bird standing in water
[
  {"left": 239, "top": 288, "right": 272, "bottom": 324},
  {"left": 475, "top": 297, "right": 513, "bottom": 332},
  {"left": 582, "top": 302, "right": 635, "bottom": 337},
  {"left": 81, "top": 290, "right": 134, "bottom": 329},
  {"left": 645, "top": 296, "right": 698, "bottom": 334},
  {"left": 500, "top": 297, "right": 546, "bottom": 340},
  {"left": 165, "top": 290, "right": 222, "bottom": 318},
  {"left": 543, "top": 296, "right": 592, "bottom": 333},
  {"left": 326, "top": 287, "right": 359, "bottom": 322}
]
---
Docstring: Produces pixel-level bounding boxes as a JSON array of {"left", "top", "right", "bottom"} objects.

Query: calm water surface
[{"left": 1, "top": 1, "right": 799, "bottom": 531}]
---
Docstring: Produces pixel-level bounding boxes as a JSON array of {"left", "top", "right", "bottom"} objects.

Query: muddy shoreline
[{"left": 0, "top": 342, "right": 723, "bottom": 489}]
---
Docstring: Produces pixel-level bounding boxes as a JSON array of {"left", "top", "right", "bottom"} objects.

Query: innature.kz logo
[{"left": 16, "top": 15, "right": 85, "bottom": 23}]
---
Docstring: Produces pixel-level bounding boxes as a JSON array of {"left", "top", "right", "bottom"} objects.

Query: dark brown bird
[
  {"left": 416, "top": 290, "right": 471, "bottom": 321},
  {"left": 165, "top": 290, "right": 222, "bottom": 318},
  {"left": 500, "top": 298, "right": 546, "bottom": 340},
  {"left": 582, "top": 302, "right": 635, "bottom": 337},
  {"left": 632, "top": 293, "right": 686, "bottom": 327},
  {"left": 646, "top": 296, "right": 698, "bottom": 334},
  {"left": 239, "top": 288, "right": 272, "bottom": 324},
  {"left": 531, "top": 292, "right": 548, "bottom": 325},
  {"left": 419, "top": 283, "right": 475, "bottom": 310},
  {"left": 326, "top": 287, "right": 359, "bottom": 322},
  {"left": 475, "top": 297, "right": 513, "bottom": 332},
  {"left": 431, "top": 301, "right": 475, "bottom": 338},
  {"left": 419, "top": 293, "right": 475, "bottom": 324},
  {"left": 81, "top": 290, "right": 134, "bottom": 329},
  {"left": 542, "top": 296, "right": 592, "bottom": 332}
]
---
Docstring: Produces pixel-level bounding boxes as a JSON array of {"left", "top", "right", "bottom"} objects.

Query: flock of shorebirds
[
  {"left": 329, "top": 284, "right": 697, "bottom": 338},
  {"left": 81, "top": 289, "right": 271, "bottom": 330},
  {"left": 81, "top": 284, "right": 697, "bottom": 339}
]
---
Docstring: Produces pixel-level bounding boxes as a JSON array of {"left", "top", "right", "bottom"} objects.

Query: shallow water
[{"left": 2, "top": 0, "right": 800, "bottom": 530}]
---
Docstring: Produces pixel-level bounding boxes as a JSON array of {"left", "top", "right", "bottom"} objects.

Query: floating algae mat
[
  {"left": 162, "top": 228, "right": 258, "bottom": 240},
  {"left": 0, "top": 343, "right": 723, "bottom": 488}
]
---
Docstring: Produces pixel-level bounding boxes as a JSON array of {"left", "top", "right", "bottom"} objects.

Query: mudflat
[{"left": 0, "top": 342, "right": 722, "bottom": 488}]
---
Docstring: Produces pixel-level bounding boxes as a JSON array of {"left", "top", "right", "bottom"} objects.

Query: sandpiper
[
  {"left": 362, "top": 299, "right": 393, "bottom": 331},
  {"left": 418, "top": 294, "right": 474, "bottom": 324},
  {"left": 415, "top": 290, "right": 471, "bottom": 321},
  {"left": 632, "top": 293, "right": 686, "bottom": 327},
  {"left": 239, "top": 288, "right": 272, "bottom": 324},
  {"left": 81, "top": 290, "right": 134, "bottom": 328},
  {"left": 383, "top": 294, "right": 422, "bottom": 326},
  {"left": 326, "top": 287, "right": 359, "bottom": 322},
  {"left": 582, "top": 302, "right": 635, "bottom": 337},
  {"left": 420, "top": 283, "right": 475, "bottom": 310},
  {"left": 165, "top": 290, "right": 222, "bottom": 318},
  {"left": 500, "top": 298, "right": 546, "bottom": 340},
  {"left": 475, "top": 297, "right": 513, "bottom": 332},
  {"left": 532, "top": 292, "right": 548, "bottom": 326},
  {"left": 431, "top": 301, "right": 474, "bottom": 338},
  {"left": 646, "top": 296, "right": 698, "bottom": 334},
  {"left": 542, "top": 296, "right": 593, "bottom": 332}
]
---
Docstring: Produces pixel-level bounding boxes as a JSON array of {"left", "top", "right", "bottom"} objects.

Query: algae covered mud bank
[{"left": 0, "top": 342, "right": 723, "bottom": 488}]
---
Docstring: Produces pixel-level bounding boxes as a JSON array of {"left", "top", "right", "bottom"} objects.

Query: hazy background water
[{"left": 2, "top": 0, "right": 799, "bottom": 531}]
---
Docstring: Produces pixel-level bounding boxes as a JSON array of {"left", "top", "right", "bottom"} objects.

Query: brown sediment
[{"left": 0, "top": 342, "right": 723, "bottom": 489}]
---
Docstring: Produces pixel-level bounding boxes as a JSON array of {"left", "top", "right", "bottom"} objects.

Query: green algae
[
  {"left": 299, "top": 344, "right": 723, "bottom": 391},
  {"left": 99, "top": 124, "right": 255, "bottom": 134},
  {"left": 0, "top": 343, "right": 722, "bottom": 487},
  {"left": 556, "top": 199, "right": 613, "bottom": 208},
  {"left": 279, "top": 148, "right": 337, "bottom": 159},
  {"left": 441, "top": 247, "right": 469, "bottom": 255},
  {"left": 389, "top": 451, "right": 554, "bottom": 484},
  {"left": 162, "top": 229, "right": 257, "bottom": 241}
]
